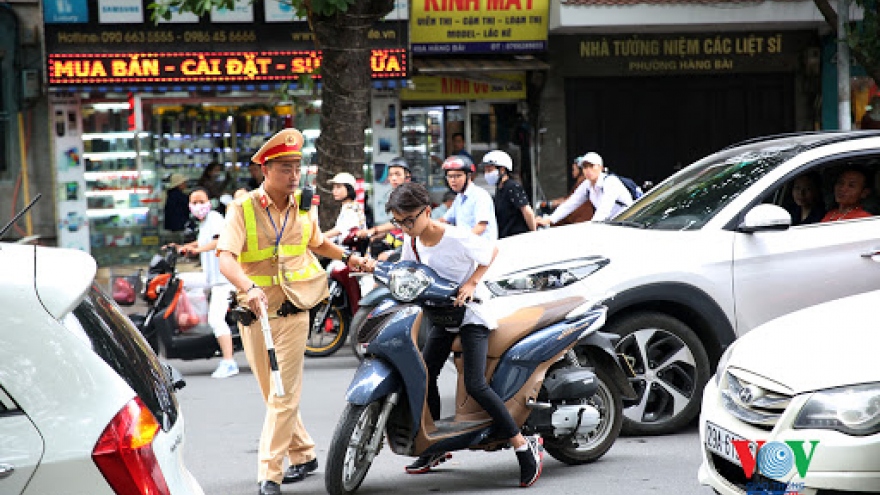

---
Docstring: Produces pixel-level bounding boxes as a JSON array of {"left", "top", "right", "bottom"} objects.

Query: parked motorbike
[
  {"left": 305, "top": 229, "right": 371, "bottom": 357},
  {"left": 128, "top": 247, "right": 241, "bottom": 360},
  {"left": 325, "top": 260, "right": 637, "bottom": 495}
]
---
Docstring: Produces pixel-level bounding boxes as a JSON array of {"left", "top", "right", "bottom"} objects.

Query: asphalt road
[{"left": 172, "top": 347, "right": 714, "bottom": 495}]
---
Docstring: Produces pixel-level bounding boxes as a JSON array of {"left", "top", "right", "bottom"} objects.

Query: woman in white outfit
[
  {"left": 174, "top": 187, "right": 239, "bottom": 378},
  {"left": 322, "top": 172, "right": 367, "bottom": 244}
]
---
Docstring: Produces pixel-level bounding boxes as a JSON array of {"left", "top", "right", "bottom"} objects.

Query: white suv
[
  {"left": 0, "top": 243, "right": 204, "bottom": 495},
  {"left": 483, "top": 131, "right": 880, "bottom": 435}
]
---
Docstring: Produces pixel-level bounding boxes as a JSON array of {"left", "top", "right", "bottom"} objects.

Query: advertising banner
[
  {"left": 98, "top": 0, "right": 143, "bottom": 23},
  {"left": 212, "top": 0, "right": 254, "bottom": 23},
  {"left": 44, "top": 0, "right": 89, "bottom": 23},
  {"left": 400, "top": 73, "right": 526, "bottom": 101},
  {"left": 48, "top": 49, "right": 407, "bottom": 85},
  {"left": 410, "top": 0, "right": 548, "bottom": 55},
  {"left": 50, "top": 96, "right": 90, "bottom": 253}
]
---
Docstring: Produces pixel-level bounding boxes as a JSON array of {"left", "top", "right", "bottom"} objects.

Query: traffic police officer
[{"left": 218, "top": 128, "right": 371, "bottom": 495}]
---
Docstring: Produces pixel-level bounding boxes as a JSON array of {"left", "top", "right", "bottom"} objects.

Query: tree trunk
[
  {"left": 813, "top": 0, "right": 880, "bottom": 84},
  {"left": 311, "top": 0, "right": 393, "bottom": 229}
]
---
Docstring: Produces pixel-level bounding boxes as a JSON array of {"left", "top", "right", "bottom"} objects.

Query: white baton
[{"left": 259, "top": 301, "right": 285, "bottom": 397}]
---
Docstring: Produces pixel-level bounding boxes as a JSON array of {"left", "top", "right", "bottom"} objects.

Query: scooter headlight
[
  {"left": 388, "top": 266, "right": 431, "bottom": 302},
  {"left": 486, "top": 257, "right": 609, "bottom": 296}
]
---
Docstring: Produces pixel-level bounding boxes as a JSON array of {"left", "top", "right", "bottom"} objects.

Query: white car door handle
[
  {"left": 860, "top": 249, "right": 880, "bottom": 258},
  {"left": 0, "top": 463, "right": 13, "bottom": 479}
]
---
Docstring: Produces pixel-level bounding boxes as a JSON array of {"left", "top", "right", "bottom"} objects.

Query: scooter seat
[{"left": 451, "top": 296, "right": 585, "bottom": 357}]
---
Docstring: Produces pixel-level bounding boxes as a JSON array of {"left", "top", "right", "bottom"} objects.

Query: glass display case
[
  {"left": 151, "top": 104, "right": 294, "bottom": 192},
  {"left": 401, "top": 107, "right": 444, "bottom": 198},
  {"left": 82, "top": 101, "right": 160, "bottom": 266}
]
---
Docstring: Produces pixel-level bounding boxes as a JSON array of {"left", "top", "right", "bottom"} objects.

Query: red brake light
[{"left": 92, "top": 397, "right": 171, "bottom": 495}]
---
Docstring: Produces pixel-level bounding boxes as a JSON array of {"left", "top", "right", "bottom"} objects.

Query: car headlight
[
  {"left": 793, "top": 383, "right": 880, "bottom": 436},
  {"left": 486, "top": 257, "right": 609, "bottom": 296},
  {"left": 388, "top": 266, "right": 431, "bottom": 302},
  {"left": 715, "top": 342, "right": 737, "bottom": 385}
]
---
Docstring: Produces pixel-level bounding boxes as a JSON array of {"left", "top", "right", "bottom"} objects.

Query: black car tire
[{"left": 609, "top": 311, "right": 710, "bottom": 436}]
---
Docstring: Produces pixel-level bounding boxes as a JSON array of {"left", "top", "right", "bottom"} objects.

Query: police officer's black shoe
[
  {"left": 258, "top": 480, "right": 281, "bottom": 495},
  {"left": 282, "top": 458, "right": 318, "bottom": 483}
]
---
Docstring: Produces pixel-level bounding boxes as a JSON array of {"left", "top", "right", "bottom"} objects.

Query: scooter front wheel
[
  {"left": 325, "top": 401, "right": 382, "bottom": 495},
  {"left": 305, "top": 300, "right": 350, "bottom": 357}
]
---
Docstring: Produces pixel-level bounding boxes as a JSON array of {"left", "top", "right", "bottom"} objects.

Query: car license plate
[{"left": 705, "top": 421, "right": 747, "bottom": 466}]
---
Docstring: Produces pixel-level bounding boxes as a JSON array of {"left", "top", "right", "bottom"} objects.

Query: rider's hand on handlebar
[
  {"left": 456, "top": 280, "right": 478, "bottom": 306},
  {"left": 347, "top": 254, "right": 376, "bottom": 273}
]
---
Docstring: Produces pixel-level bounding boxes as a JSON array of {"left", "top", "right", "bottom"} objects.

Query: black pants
[{"left": 421, "top": 323, "right": 520, "bottom": 440}]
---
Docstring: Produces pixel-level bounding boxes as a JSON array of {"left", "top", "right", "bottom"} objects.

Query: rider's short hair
[{"left": 386, "top": 182, "right": 430, "bottom": 214}]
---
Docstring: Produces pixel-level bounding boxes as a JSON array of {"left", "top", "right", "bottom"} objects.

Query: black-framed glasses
[{"left": 390, "top": 206, "right": 428, "bottom": 229}]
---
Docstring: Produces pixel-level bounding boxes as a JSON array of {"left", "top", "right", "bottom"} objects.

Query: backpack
[{"left": 610, "top": 174, "right": 644, "bottom": 206}]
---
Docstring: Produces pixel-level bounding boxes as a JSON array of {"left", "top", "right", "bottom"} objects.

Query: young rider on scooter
[{"left": 382, "top": 182, "right": 544, "bottom": 487}]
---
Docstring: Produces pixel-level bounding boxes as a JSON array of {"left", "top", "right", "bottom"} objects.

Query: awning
[{"left": 413, "top": 57, "right": 550, "bottom": 85}]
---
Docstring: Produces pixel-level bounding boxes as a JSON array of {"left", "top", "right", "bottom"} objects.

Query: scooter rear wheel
[
  {"left": 543, "top": 365, "right": 623, "bottom": 465},
  {"left": 306, "top": 301, "right": 350, "bottom": 357},
  {"left": 325, "top": 401, "right": 382, "bottom": 495}
]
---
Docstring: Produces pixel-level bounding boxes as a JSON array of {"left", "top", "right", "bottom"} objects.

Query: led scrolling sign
[{"left": 49, "top": 49, "right": 407, "bottom": 84}]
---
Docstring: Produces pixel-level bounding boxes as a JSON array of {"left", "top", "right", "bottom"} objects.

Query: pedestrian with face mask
[
  {"left": 481, "top": 150, "right": 536, "bottom": 238},
  {"left": 168, "top": 187, "right": 239, "bottom": 378}
]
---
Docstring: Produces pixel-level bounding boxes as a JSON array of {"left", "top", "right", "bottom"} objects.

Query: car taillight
[{"left": 92, "top": 397, "right": 171, "bottom": 495}]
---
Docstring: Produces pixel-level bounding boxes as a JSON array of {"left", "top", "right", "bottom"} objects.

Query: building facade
[{"left": 537, "top": 0, "right": 831, "bottom": 199}]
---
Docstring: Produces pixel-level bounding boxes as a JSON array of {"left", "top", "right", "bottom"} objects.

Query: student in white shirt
[
  {"left": 172, "top": 187, "right": 239, "bottom": 378},
  {"left": 383, "top": 182, "right": 544, "bottom": 487},
  {"left": 537, "top": 152, "right": 632, "bottom": 226},
  {"left": 322, "top": 172, "right": 367, "bottom": 244}
]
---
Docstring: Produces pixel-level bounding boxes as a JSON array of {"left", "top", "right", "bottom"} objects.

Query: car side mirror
[{"left": 737, "top": 204, "right": 791, "bottom": 233}]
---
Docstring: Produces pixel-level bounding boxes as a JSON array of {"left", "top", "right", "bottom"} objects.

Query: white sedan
[
  {"left": 697, "top": 291, "right": 880, "bottom": 494},
  {"left": 0, "top": 243, "right": 204, "bottom": 495}
]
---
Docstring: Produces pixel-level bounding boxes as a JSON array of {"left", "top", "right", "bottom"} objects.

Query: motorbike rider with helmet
[
  {"left": 322, "top": 172, "right": 367, "bottom": 245},
  {"left": 438, "top": 155, "right": 498, "bottom": 241},
  {"left": 481, "top": 150, "right": 537, "bottom": 239}
]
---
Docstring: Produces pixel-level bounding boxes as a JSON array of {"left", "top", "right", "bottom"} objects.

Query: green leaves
[{"left": 310, "top": 0, "right": 356, "bottom": 16}]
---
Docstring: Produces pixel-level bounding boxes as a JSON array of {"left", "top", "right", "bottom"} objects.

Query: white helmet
[{"left": 481, "top": 150, "right": 513, "bottom": 171}]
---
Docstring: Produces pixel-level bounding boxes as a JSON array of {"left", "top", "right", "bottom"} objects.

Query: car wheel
[{"left": 609, "top": 312, "right": 710, "bottom": 436}]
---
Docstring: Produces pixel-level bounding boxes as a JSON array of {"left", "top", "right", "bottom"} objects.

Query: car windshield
[
  {"left": 611, "top": 139, "right": 815, "bottom": 230},
  {"left": 62, "top": 285, "right": 179, "bottom": 430}
]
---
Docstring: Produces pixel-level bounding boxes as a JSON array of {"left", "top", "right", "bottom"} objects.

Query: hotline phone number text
[{"left": 83, "top": 30, "right": 258, "bottom": 44}]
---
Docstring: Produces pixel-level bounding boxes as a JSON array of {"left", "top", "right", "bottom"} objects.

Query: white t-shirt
[
  {"left": 331, "top": 201, "right": 367, "bottom": 244},
  {"left": 401, "top": 225, "right": 497, "bottom": 330},
  {"left": 550, "top": 173, "right": 633, "bottom": 223},
  {"left": 197, "top": 210, "right": 229, "bottom": 286}
]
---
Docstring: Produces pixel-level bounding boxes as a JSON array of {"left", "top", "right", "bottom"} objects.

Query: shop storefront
[
  {"left": 542, "top": 31, "right": 820, "bottom": 193},
  {"left": 45, "top": 0, "right": 407, "bottom": 266},
  {"left": 400, "top": 0, "right": 550, "bottom": 206},
  {"left": 399, "top": 74, "right": 530, "bottom": 201}
]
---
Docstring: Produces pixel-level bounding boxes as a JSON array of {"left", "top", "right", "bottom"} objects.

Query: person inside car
[
  {"left": 788, "top": 172, "right": 826, "bottom": 225},
  {"left": 821, "top": 166, "right": 873, "bottom": 222}
]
